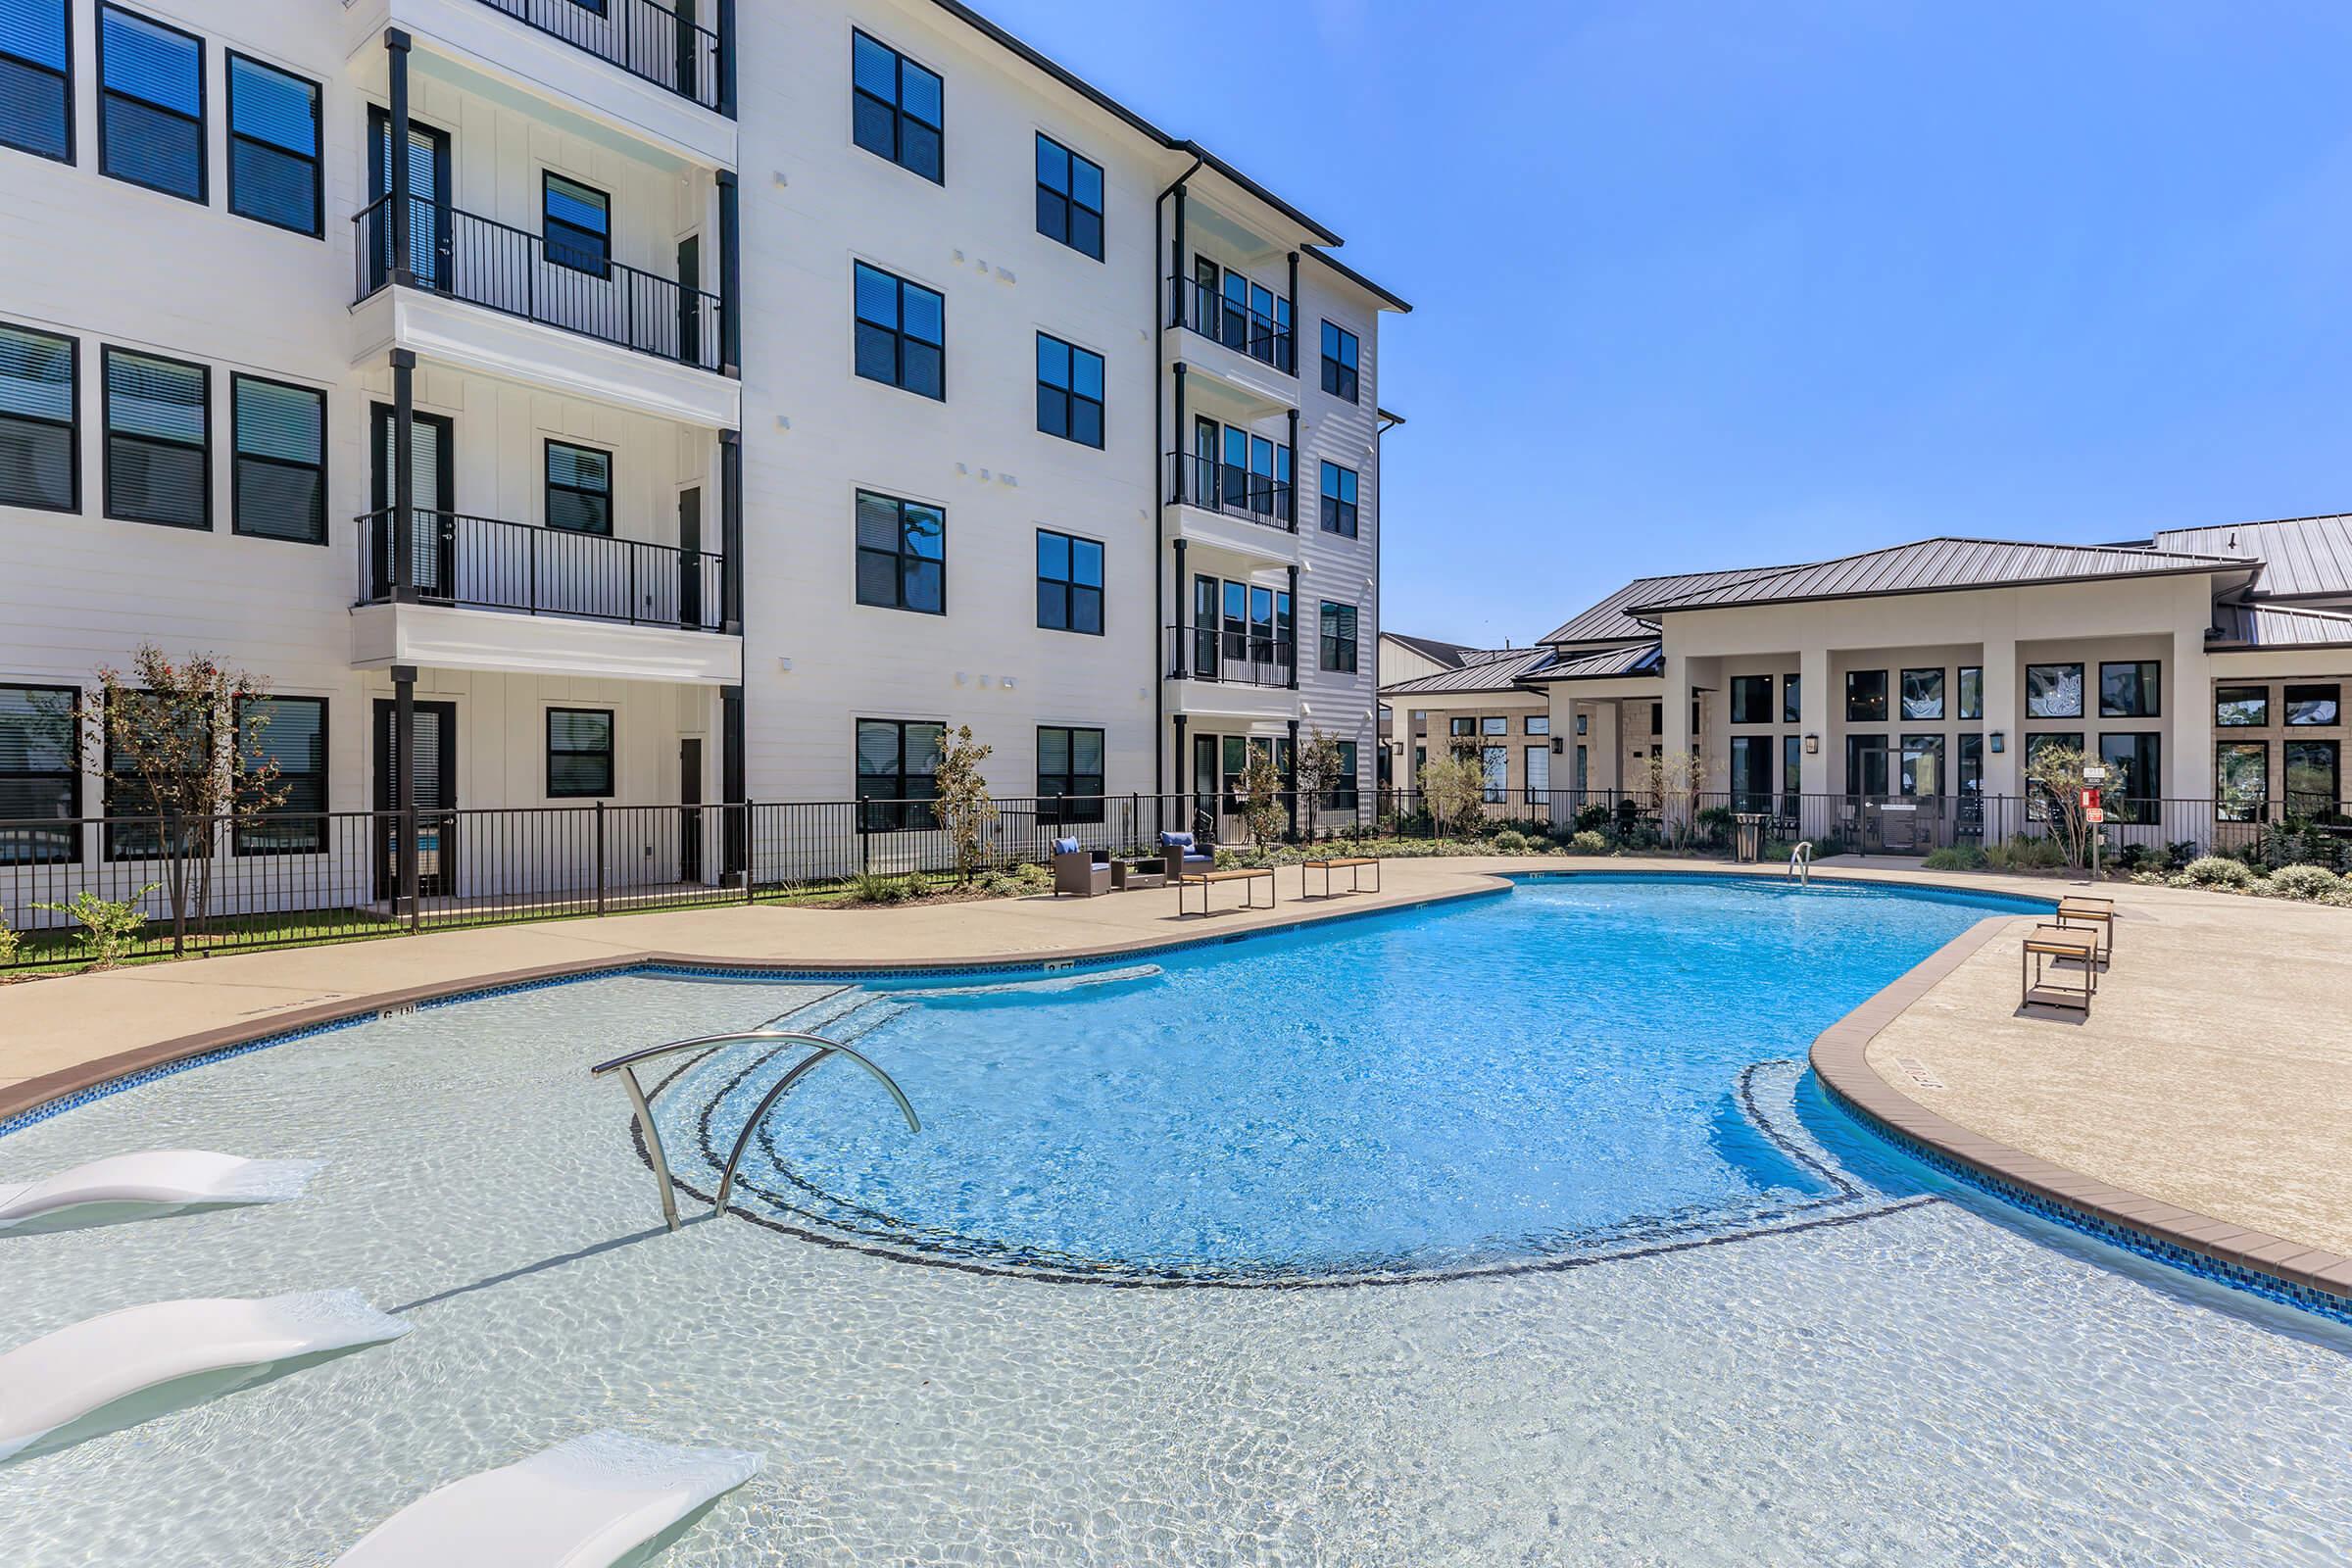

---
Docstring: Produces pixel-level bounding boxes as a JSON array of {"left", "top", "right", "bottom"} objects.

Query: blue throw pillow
[
  {"left": 1158, "top": 831, "right": 1193, "bottom": 850},
  {"left": 1053, "top": 837, "right": 1080, "bottom": 856}
]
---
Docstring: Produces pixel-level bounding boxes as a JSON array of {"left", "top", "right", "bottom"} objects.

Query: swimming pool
[{"left": 5, "top": 875, "right": 2349, "bottom": 1564}]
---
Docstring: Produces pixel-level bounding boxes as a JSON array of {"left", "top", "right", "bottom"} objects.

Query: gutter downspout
[
  {"left": 1152, "top": 154, "right": 1204, "bottom": 800},
  {"left": 1374, "top": 409, "right": 1403, "bottom": 807}
]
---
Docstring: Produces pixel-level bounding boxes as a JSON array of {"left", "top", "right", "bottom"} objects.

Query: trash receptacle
[{"left": 1734, "top": 812, "right": 1765, "bottom": 863}]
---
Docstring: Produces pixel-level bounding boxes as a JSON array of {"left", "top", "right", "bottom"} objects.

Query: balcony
[
  {"left": 354, "top": 197, "right": 727, "bottom": 377},
  {"left": 1166, "top": 453, "right": 1295, "bottom": 531},
  {"left": 358, "top": 509, "right": 725, "bottom": 631},
  {"left": 1167, "top": 274, "right": 1295, "bottom": 376},
  {"left": 467, "top": 0, "right": 730, "bottom": 115},
  {"left": 1166, "top": 625, "right": 1295, "bottom": 689}
]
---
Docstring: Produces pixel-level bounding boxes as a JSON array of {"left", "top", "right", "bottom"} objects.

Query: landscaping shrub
[
  {"left": 1922, "top": 845, "right": 1989, "bottom": 871},
  {"left": 1694, "top": 805, "right": 1736, "bottom": 849},
  {"left": 30, "top": 886, "right": 155, "bottom": 968},
  {"left": 2164, "top": 841, "right": 2200, "bottom": 873},
  {"left": 2180, "top": 856, "right": 2256, "bottom": 890},
  {"left": 1572, "top": 804, "right": 1612, "bottom": 836},
  {"left": 845, "top": 870, "right": 913, "bottom": 905},
  {"left": 0, "top": 903, "right": 17, "bottom": 972},
  {"left": 1566, "top": 830, "right": 1610, "bottom": 856},
  {"left": 1984, "top": 835, "right": 2065, "bottom": 871},
  {"left": 2263, "top": 864, "right": 2344, "bottom": 902},
  {"left": 1492, "top": 829, "right": 1533, "bottom": 856}
]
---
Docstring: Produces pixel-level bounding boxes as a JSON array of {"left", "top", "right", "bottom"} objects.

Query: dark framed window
[
  {"left": 0, "top": 682, "right": 79, "bottom": 863},
  {"left": 1319, "top": 319, "right": 1359, "bottom": 402},
  {"left": 1729, "top": 675, "right": 1772, "bottom": 725},
  {"left": 1482, "top": 715, "right": 1508, "bottom": 737},
  {"left": 98, "top": 4, "right": 204, "bottom": 202},
  {"left": 1035, "top": 333, "right": 1102, "bottom": 448},
  {"left": 233, "top": 695, "right": 324, "bottom": 854},
  {"left": 2216, "top": 685, "right": 2269, "bottom": 727},
  {"left": 1319, "top": 461, "right": 1358, "bottom": 536},
  {"left": 1448, "top": 717, "right": 1474, "bottom": 737},
  {"left": 0, "top": 0, "right": 73, "bottom": 162},
  {"left": 2026, "top": 663, "right": 2083, "bottom": 718},
  {"left": 1900, "top": 668, "right": 1944, "bottom": 721},
  {"left": 1527, "top": 715, "right": 1548, "bottom": 736},
  {"left": 2285, "top": 683, "right": 2341, "bottom": 726},
  {"left": 855, "top": 489, "right": 944, "bottom": 613},
  {"left": 850, "top": 29, "right": 941, "bottom": 183},
  {"left": 567, "top": 0, "right": 608, "bottom": 13},
  {"left": 545, "top": 708, "right": 613, "bottom": 798},
  {"left": 1844, "top": 669, "right": 1886, "bottom": 722},
  {"left": 856, "top": 717, "right": 942, "bottom": 831},
  {"left": 1782, "top": 674, "right": 1800, "bottom": 724},
  {"left": 1319, "top": 600, "right": 1358, "bottom": 672},
  {"left": 853, "top": 262, "right": 944, "bottom": 399},
  {"left": 103, "top": 691, "right": 209, "bottom": 860},
  {"left": 2216, "top": 742, "right": 2267, "bottom": 822},
  {"left": 1650, "top": 701, "right": 1663, "bottom": 734},
  {"left": 226, "top": 52, "right": 319, "bottom": 237},
  {"left": 1782, "top": 733, "right": 1802, "bottom": 802},
  {"left": 1899, "top": 734, "right": 1947, "bottom": 798},
  {"left": 2098, "top": 661, "right": 2159, "bottom": 719},
  {"left": 1957, "top": 666, "right": 1983, "bottom": 722},
  {"left": 2097, "top": 732, "right": 2161, "bottom": 822},
  {"left": 230, "top": 373, "right": 324, "bottom": 543},
  {"left": 103, "top": 345, "right": 209, "bottom": 529},
  {"left": 1035, "top": 528, "right": 1102, "bottom": 634},
  {"left": 1329, "top": 739, "right": 1359, "bottom": 809},
  {"left": 542, "top": 172, "right": 611, "bottom": 275},
  {"left": 0, "top": 320, "right": 77, "bottom": 511},
  {"left": 1037, "top": 725, "right": 1104, "bottom": 823},
  {"left": 2285, "top": 739, "right": 2341, "bottom": 818},
  {"left": 1034, "top": 133, "right": 1102, "bottom": 260},
  {"left": 1198, "top": 259, "right": 1291, "bottom": 369},
  {"left": 545, "top": 440, "right": 612, "bottom": 534}
]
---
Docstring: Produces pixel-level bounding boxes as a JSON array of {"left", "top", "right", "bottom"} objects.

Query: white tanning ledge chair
[
  {"left": 336, "top": 1430, "right": 762, "bottom": 1567},
  {"left": 0, "top": 1289, "right": 410, "bottom": 1462},
  {"left": 0, "top": 1150, "right": 324, "bottom": 1233}
]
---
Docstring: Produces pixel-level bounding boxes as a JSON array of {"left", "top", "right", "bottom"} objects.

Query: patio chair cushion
[
  {"left": 1158, "top": 831, "right": 1195, "bottom": 850},
  {"left": 1052, "top": 837, "right": 1081, "bottom": 856}
]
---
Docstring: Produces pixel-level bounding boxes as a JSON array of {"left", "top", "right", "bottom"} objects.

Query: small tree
[
  {"left": 1237, "top": 747, "right": 1288, "bottom": 850},
  {"left": 2023, "top": 740, "right": 2095, "bottom": 870},
  {"left": 1294, "top": 729, "right": 1350, "bottom": 842},
  {"left": 81, "top": 646, "right": 286, "bottom": 933},
  {"left": 931, "top": 724, "right": 997, "bottom": 885},
  {"left": 1642, "top": 748, "right": 1704, "bottom": 849},
  {"left": 1419, "top": 749, "right": 1490, "bottom": 841}
]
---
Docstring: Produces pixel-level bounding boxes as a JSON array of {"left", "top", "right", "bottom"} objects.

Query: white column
[
  {"left": 2168, "top": 618, "right": 2212, "bottom": 806},
  {"left": 1797, "top": 644, "right": 1831, "bottom": 796},
  {"left": 1981, "top": 633, "right": 2022, "bottom": 800},
  {"left": 1586, "top": 699, "right": 1620, "bottom": 793}
]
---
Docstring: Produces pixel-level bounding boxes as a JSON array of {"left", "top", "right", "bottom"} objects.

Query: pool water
[{"left": 3, "top": 875, "right": 2349, "bottom": 1565}]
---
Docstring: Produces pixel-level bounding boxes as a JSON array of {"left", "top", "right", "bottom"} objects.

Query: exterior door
[
  {"left": 675, "top": 233, "right": 701, "bottom": 366},
  {"left": 1191, "top": 733, "right": 1218, "bottom": 835},
  {"left": 369, "top": 405, "right": 455, "bottom": 599},
  {"left": 679, "top": 737, "right": 704, "bottom": 882},
  {"left": 1525, "top": 743, "right": 1551, "bottom": 808},
  {"left": 374, "top": 700, "right": 457, "bottom": 901},
  {"left": 677, "top": 485, "right": 703, "bottom": 627},
  {"left": 366, "top": 107, "right": 451, "bottom": 291}
]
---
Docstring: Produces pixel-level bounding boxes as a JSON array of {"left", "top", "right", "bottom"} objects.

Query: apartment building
[
  {"left": 0, "top": 0, "right": 1402, "bottom": 913},
  {"left": 1384, "top": 517, "right": 2352, "bottom": 853}
]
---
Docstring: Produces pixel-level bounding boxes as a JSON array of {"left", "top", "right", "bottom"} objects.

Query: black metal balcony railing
[
  {"left": 355, "top": 195, "right": 727, "bottom": 374},
  {"left": 1166, "top": 625, "right": 1295, "bottom": 689},
  {"left": 1166, "top": 453, "right": 1295, "bottom": 530},
  {"left": 358, "top": 509, "right": 726, "bottom": 632},
  {"left": 1167, "top": 275, "right": 1295, "bottom": 374},
  {"left": 473, "top": 0, "right": 729, "bottom": 114}
]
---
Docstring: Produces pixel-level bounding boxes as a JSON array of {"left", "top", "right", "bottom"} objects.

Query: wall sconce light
[
  {"left": 1989, "top": 731, "right": 2006, "bottom": 754},
  {"left": 1803, "top": 733, "right": 1820, "bottom": 755}
]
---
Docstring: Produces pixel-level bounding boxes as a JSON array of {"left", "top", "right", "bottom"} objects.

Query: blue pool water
[{"left": 663, "top": 874, "right": 2049, "bottom": 1282}]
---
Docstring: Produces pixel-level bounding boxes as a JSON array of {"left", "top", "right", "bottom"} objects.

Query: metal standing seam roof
[
  {"left": 2210, "top": 602, "right": 2352, "bottom": 651},
  {"left": 1538, "top": 565, "right": 1807, "bottom": 646},
  {"left": 1523, "top": 642, "right": 1665, "bottom": 680},
  {"left": 1380, "top": 632, "right": 1474, "bottom": 670},
  {"left": 2153, "top": 515, "right": 2352, "bottom": 601},
  {"left": 1379, "top": 646, "right": 1557, "bottom": 697},
  {"left": 1627, "top": 538, "right": 2252, "bottom": 615}
]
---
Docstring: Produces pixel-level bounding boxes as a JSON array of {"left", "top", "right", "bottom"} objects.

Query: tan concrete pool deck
[{"left": 3, "top": 856, "right": 2346, "bottom": 1302}]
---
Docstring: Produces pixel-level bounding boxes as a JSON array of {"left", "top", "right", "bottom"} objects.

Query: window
[
  {"left": 1728, "top": 734, "right": 1773, "bottom": 809},
  {"left": 1900, "top": 668, "right": 1944, "bottom": 721},
  {"left": 2216, "top": 685, "right": 2269, "bottom": 727},
  {"left": 1196, "top": 260, "right": 1291, "bottom": 368},
  {"left": 855, "top": 489, "right": 944, "bottom": 614},
  {"left": 2026, "top": 663, "right": 2083, "bottom": 718},
  {"left": 851, "top": 29, "right": 941, "bottom": 183},
  {"left": 2285, "top": 740, "right": 2341, "bottom": 817},
  {"left": 0, "top": 321, "right": 77, "bottom": 511},
  {"left": 1957, "top": 666, "right": 1983, "bottom": 722},
  {"left": 98, "top": 5, "right": 204, "bottom": 202},
  {"left": 1481, "top": 716, "right": 1507, "bottom": 736},
  {"left": 1035, "top": 528, "right": 1102, "bottom": 634},
  {"left": 853, "top": 263, "right": 944, "bottom": 400},
  {"left": 1328, "top": 740, "right": 1359, "bottom": 809},
  {"left": 103, "top": 346, "right": 208, "bottom": 529},
  {"left": 1481, "top": 746, "right": 1507, "bottom": 802},
  {"left": 1575, "top": 713, "right": 1588, "bottom": 736},
  {"left": 1319, "top": 461, "right": 1358, "bottom": 536},
  {"left": 1844, "top": 669, "right": 1886, "bottom": 722},
  {"left": 103, "top": 691, "right": 207, "bottom": 860},
  {"left": 1319, "top": 600, "right": 1358, "bottom": 672},
  {"left": 1034, "top": 133, "right": 1101, "bottom": 259},
  {"left": 1196, "top": 417, "right": 1291, "bottom": 519},
  {"left": 2216, "top": 742, "right": 2267, "bottom": 822},
  {"left": 2285, "top": 684, "right": 2341, "bottom": 726},
  {"left": 1037, "top": 725, "right": 1104, "bottom": 824},
  {"left": 856, "top": 718, "right": 942, "bottom": 831},
  {"left": 1729, "top": 675, "right": 1773, "bottom": 725},
  {"left": 1035, "top": 333, "right": 1102, "bottom": 448},
  {"left": 1782, "top": 733, "right": 1802, "bottom": 803},
  {"left": 1448, "top": 717, "right": 1474, "bottom": 737},
  {"left": 1650, "top": 701, "right": 1663, "bottom": 735},
  {"left": 2098, "top": 733, "right": 2161, "bottom": 823},
  {"left": 1899, "top": 734, "right": 1945, "bottom": 797},
  {"left": 1320, "top": 320, "right": 1359, "bottom": 402},
  {"left": 1783, "top": 674, "right": 1800, "bottom": 724},
  {"left": 545, "top": 441, "right": 612, "bottom": 535},
  {"left": 0, "top": 0, "right": 72, "bottom": 162},
  {"left": 234, "top": 695, "right": 324, "bottom": 854},
  {"left": 545, "top": 709, "right": 613, "bottom": 799},
  {"left": 225, "top": 53, "right": 319, "bottom": 236},
  {"left": 230, "top": 374, "right": 323, "bottom": 543},
  {"left": 1527, "top": 715, "right": 1549, "bottom": 736},
  {"left": 0, "top": 683, "right": 78, "bottom": 863},
  {"left": 541, "top": 172, "right": 610, "bottom": 275},
  {"left": 2098, "top": 661, "right": 2159, "bottom": 719}
]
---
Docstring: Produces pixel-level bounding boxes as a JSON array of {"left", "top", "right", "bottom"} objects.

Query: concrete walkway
[{"left": 4, "top": 855, "right": 2346, "bottom": 1265}]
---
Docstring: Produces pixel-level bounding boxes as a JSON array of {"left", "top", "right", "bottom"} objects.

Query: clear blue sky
[{"left": 976, "top": 0, "right": 2352, "bottom": 646}]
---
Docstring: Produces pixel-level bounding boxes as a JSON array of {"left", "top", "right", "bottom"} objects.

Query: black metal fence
[
  {"left": 357, "top": 509, "right": 726, "bottom": 630},
  {"left": 472, "top": 0, "right": 729, "bottom": 113},
  {"left": 354, "top": 196, "right": 727, "bottom": 373},
  {"left": 1164, "top": 625, "right": 1295, "bottom": 688},
  {"left": 1165, "top": 453, "right": 1295, "bottom": 527}
]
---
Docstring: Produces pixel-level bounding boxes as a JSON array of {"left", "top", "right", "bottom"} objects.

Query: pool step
[
  {"left": 334, "top": 1431, "right": 760, "bottom": 1566},
  {"left": 0, "top": 1150, "right": 323, "bottom": 1233}
]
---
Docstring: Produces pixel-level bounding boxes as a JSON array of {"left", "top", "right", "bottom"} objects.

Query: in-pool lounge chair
[
  {"left": 1052, "top": 837, "right": 1110, "bottom": 898},
  {"left": 1158, "top": 830, "right": 1213, "bottom": 881},
  {"left": 0, "top": 1149, "right": 323, "bottom": 1233}
]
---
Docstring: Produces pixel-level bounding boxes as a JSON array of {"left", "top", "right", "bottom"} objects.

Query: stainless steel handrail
[
  {"left": 590, "top": 1029, "right": 920, "bottom": 1231},
  {"left": 1788, "top": 841, "right": 1813, "bottom": 886}
]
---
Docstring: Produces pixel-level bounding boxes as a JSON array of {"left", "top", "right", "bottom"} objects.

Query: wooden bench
[
  {"left": 2054, "top": 895, "right": 2116, "bottom": 963},
  {"left": 1301, "top": 855, "right": 1382, "bottom": 899},
  {"left": 1175, "top": 865, "right": 1276, "bottom": 917},
  {"left": 2022, "top": 923, "right": 2099, "bottom": 1012}
]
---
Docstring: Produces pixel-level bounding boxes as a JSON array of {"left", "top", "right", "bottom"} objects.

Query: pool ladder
[
  {"left": 590, "top": 1031, "right": 920, "bottom": 1233},
  {"left": 1788, "top": 841, "right": 1813, "bottom": 885}
]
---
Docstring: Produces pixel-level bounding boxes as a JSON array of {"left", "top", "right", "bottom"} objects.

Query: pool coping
[{"left": 1808, "top": 916, "right": 2352, "bottom": 1324}]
